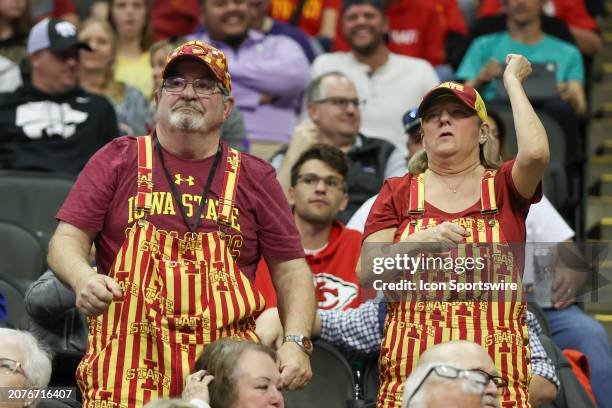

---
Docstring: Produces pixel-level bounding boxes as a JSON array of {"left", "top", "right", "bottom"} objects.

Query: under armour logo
[
  {"left": 54, "top": 21, "right": 77, "bottom": 38},
  {"left": 174, "top": 174, "right": 194, "bottom": 186}
]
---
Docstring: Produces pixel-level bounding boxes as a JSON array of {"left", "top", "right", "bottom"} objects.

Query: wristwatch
[{"left": 283, "top": 335, "right": 314, "bottom": 356}]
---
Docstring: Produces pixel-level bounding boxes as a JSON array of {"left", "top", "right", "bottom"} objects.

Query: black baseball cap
[{"left": 27, "top": 18, "right": 91, "bottom": 55}]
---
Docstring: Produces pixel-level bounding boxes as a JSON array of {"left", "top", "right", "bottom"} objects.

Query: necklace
[{"left": 428, "top": 165, "right": 479, "bottom": 194}]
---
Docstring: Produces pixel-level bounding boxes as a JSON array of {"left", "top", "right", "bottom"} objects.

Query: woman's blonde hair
[
  {"left": 193, "top": 339, "right": 277, "bottom": 408},
  {"left": 407, "top": 120, "right": 501, "bottom": 174},
  {"left": 79, "top": 17, "right": 127, "bottom": 102}
]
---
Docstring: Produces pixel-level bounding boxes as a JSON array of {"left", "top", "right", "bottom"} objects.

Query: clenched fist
[
  {"left": 75, "top": 272, "right": 123, "bottom": 316},
  {"left": 504, "top": 54, "right": 532, "bottom": 86}
]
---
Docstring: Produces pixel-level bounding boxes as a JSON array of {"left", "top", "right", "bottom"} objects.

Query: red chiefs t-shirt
[
  {"left": 364, "top": 160, "right": 542, "bottom": 243},
  {"left": 57, "top": 136, "right": 304, "bottom": 280},
  {"left": 254, "top": 220, "right": 364, "bottom": 310},
  {"left": 333, "top": 0, "right": 447, "bottom": 66},
  {"left": 269, "top": 0, "right": 342, "bottom": 36},
  {"left": 478, "top": 0, "right": 598, "bottom": 31}
]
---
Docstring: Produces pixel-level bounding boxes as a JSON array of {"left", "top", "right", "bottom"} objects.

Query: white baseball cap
[{"left": 27, "top": 18, "right": 91, "bottom": 55}]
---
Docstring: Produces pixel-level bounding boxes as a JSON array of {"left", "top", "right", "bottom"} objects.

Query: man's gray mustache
[{"left": 172, "top": 102, "right": 204, "bottom": 113}]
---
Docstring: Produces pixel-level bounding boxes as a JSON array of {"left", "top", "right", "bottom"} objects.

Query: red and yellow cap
[
  {"left": 162, "top": 40, "right": 232, "bottom": 93},
  {"left": 418, "top": 81, "right": 487, "bottom": 123}
]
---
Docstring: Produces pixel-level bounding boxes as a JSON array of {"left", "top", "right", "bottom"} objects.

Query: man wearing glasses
[
  {"left": 48, "top": 40, "right": 315, "bottom": 407},
  {"left": 0, "top": 328, "right": 52, "bottom": 407},
  {"left": 255, "top": 144, "right": 365, "bottom": 321},
  {"left": 403, "top": 340, "right": 507, "bottom": 408},
  {"left": 272, "top": 71, "right": 407, "bottom": 223},
  {"left": 403, "top": 363, "right": 501, "bottom": 408}
]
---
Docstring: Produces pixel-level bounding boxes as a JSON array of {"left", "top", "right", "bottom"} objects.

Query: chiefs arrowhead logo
[{"left": 313, "top": 273, "right": 359, "bottom": 310}]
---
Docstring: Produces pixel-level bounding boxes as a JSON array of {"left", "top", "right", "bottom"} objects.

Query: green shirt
[{"left": 457, "top": 31, "right": 584, "bottom": 101}]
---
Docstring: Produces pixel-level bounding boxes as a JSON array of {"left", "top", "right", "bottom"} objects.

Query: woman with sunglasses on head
[{"left": 361, "top": 53, "right": 549, "bottom": 408}]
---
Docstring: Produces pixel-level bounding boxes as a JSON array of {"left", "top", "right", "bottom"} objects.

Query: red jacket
[
  {"left": 254, "top": 220, "right": 364, "bottom": 310},
  {"left": 479, "top": 0, "right": 598, "bottom": 31}
]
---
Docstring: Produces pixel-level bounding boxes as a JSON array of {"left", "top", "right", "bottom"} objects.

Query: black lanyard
[{"left": 155, "top": 138, "right": 223, "bottom": 234}]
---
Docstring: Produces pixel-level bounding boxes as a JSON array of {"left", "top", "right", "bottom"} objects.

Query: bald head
[
  {"left": 408, "top": 341, "right": 501, "bottom": 408},
  {"left": 419, "top": 341, "right": 496, "bottom": 372}
]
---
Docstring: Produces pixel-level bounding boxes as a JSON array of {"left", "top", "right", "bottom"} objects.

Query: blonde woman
[
  {"left": 183, "top": 339, "right": 284, "bottom": 408},
  {"left": 362, "top": 54, "right": 549, "bottom": 408},
  {"left": 79, "top": 17, "right": 148, "bottom": 135},
  {"left": 109, "top": 0, "right": 153, "bottom": 99}
]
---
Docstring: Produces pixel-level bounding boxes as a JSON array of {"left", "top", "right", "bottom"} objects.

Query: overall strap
[
  {"left": 218, "top": 147, "right": 241, "bottom": 228},
  {"left": 480, "top": 169, "right": 498, "bottom": 215},
  {"left": 136, "top": 135, "right": 154, "bottom": 214},
  {"left": 407, "top": 173, "right": 425, "bottom": 221}
]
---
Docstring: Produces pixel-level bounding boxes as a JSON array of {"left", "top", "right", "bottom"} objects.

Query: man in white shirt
[{"left": 311, "top": 0, "right": 439, "bottom": 154}]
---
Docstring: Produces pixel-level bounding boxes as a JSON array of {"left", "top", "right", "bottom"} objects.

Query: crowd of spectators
[{"left": 0, "top": 0, "right": 609, "bottom": 407}]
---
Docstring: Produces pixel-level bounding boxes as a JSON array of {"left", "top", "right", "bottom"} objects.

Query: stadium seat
[
  {"left": 0, "top": 272, "right": 27, "bottom": 329},
  {"left": 362, "top": 357, "right": 380, "bottom": 403},
  {"left": 37, "top": 398, "right": 82, "bottom": 408},
  {"left": 0, "top": 170, "right": 75, "bottom": 252},
  {"left": 0, "top": 222, "right": 45, "bottom": 290},
  {"left": 543, "top": 161, "right": 570, "bottom": 214},
  {"left": 283, "top": 340, "right": 356, "bottom": 408},
  {"left": 493, "top": 107, "right": 566, "bottom": 166},
  {"left": 539, "top": 335, "right": 598, "bottom": 408}
]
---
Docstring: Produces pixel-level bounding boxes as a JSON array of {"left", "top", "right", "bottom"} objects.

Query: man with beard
[
  {"left": 311, "top": 0, "right": 439, "bottom": 154},
  {"left": 255, "top": 144, "right": 364, "bottom": 312},
  {"left": 189, "top": 0, "right": 310, "bottom": 160},
  {"left": 47, "top": 40, "right": 316, "bottom": 407},
  {"left": 271, "top": 72, "right": 406, "bottom": 223}
]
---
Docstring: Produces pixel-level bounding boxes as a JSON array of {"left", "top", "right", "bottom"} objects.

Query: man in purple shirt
[{"left": 191, "top": 0, "right": 311, "bottom": 160}]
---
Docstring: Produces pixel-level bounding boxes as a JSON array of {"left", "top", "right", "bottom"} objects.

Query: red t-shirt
[
  {"left": 333, "top": 0, "right": 446, "bottom": 66},
  {"left": 269, "top": 0, "right": 342, "bottom": 37},
  {"left": 478, "top": 0, "right": 598, "bottom": 31},
  {"left": 254, "top": 220, "right": 364, "bottom": 310},
  {"left": 53, "top": 0, "right": 76, "bottom": 16},
  {"left": 57, "top": 136, "right": 304, "bottom": 280},
  {"left": 151, "top": 0, "right": 201, "bottom": 41},
  {"left": 363, "top": 160, "right": 542, "bottom": 243},
  {"left": 440, "top": 0, "right": 468, "bottom": 36}
]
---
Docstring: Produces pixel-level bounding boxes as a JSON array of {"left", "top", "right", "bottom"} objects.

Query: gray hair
[
  {"left": 306, "top": 71, "right": 350, "bottom": 104},
  {"left": 402, "top": 363, "right": 485, "bottom": 408},
  {"left": 0, "top": 328, "right": 53, "bottom": 389}
]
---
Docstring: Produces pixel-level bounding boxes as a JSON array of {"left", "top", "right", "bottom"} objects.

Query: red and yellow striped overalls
[
  {"left": 377, "top": 171, "right": 531, "bottom": 408},
  {"left": 77, "top": 136, "right": 264, "bottom": 407}
]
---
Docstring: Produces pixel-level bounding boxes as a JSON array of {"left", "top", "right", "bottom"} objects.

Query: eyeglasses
[
  {"left": 163, "top": 76, "right": 224, "bottom": 97},
  {"left": 0, "top": 358, "right": 26, "bottom": 377},
  {"left": 296, "top": 173, "right": 346, "bottom": 191},
  {"left": 312, "top": 97, "right": 365, "bottom": 109},
  {"left": 406, "top": 365, "right": 507, "bottom": 404}
]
